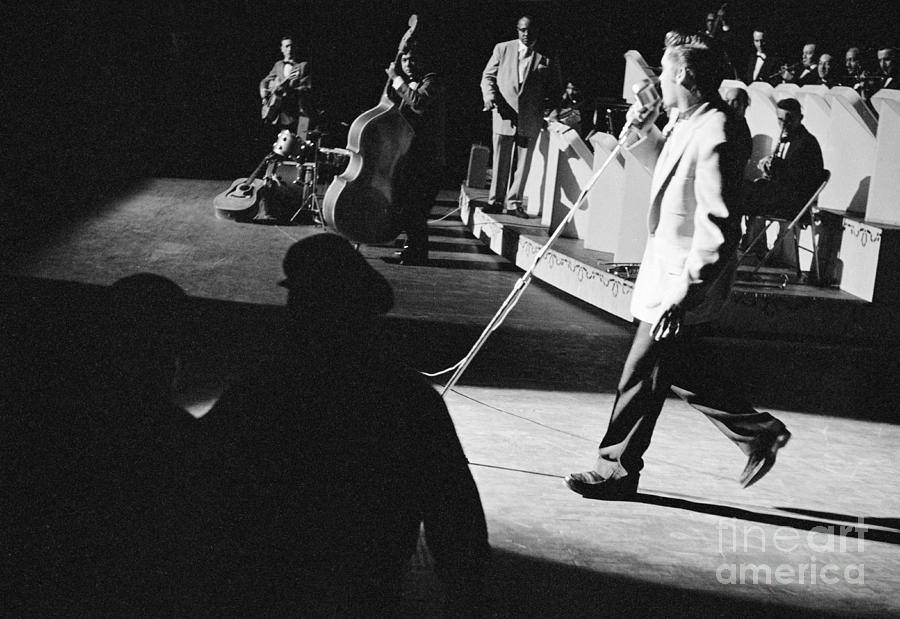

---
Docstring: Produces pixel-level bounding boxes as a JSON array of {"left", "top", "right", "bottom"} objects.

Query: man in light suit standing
[
  {"left": 479, "top": 15, "right": 554, "bottom": 219},
  {"left": 566, "top": 31, "right": 790, "bottom": 500}
]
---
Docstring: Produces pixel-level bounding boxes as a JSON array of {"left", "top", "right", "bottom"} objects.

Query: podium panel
[
  {"left": 837, "top": 218, "right": 900, "bottom": 304},
  {"left": 819, "top": 87, "right": 877, "bottom": 215},
  {"left": 774, "top": 83, "right": 799, "bottom": 99},
  {"left": 585, "top": 132, "right": 626, "bottom": 253},
  {"left": 522, "top": 130, "right": 550, "bottom": 217},
  {"left": 622, "top": 50, "right": 657, "bottom": 103},
  {"left": 743, "top": 87, "right": 779, "bottom": 182},
  {"left": 542, "top": 121, "right": 594, "bottom": 239},
  {"left": 795, "top": 89, "right": 831, "bottom": 159},
  {"left": 748, "top": 81, "right": 774, "bottom": 97},
  {"left": 867, "top": 92, "right": 900, "bottom": 225},
  {"left": 614, "top": 144, "right": 652, "bottom": 264}
]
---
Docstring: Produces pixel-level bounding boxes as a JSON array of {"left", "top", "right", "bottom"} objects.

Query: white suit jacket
[
  {"left": 626, "top": 102, "right": 742, "bottom": 326},
  {"left": 480, "top": 40, "right": 552, "bottom": 138}
]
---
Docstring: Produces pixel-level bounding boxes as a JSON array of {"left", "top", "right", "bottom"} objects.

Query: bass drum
[
  {"left": 317, "top": 147, "right": 351, "bottom": 182},
  {"left": 260, "top": 161, "right": 304, "bottom": 220},
  {"left": 269, "top": 160, "right": 303, "bottom": 185}
]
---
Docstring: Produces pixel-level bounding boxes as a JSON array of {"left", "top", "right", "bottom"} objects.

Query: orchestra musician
[
  {"left": 817, "top": 53, "right": 839, "bottom": 87},
  {"left": 743, "top": 29, "right": 780, "bottom": 85},
  {"left": 843, "top": 46, "right": 867, "bottom": 85},
  {"left": 793, "top": 42, "right": 821, "bottom": 85},
  {"left": 840, "top": 46, "right": 876, "bottom": 99},
  {"left": 876, "top": 46, "right": 899, "bottom": 92},
  {"left": 259, "top": 35, "right": 315, "bottom": 139}
]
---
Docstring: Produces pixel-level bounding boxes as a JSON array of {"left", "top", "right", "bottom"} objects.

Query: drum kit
[{"left": 262, "top": 129, "right": 350, "bottom": 224}]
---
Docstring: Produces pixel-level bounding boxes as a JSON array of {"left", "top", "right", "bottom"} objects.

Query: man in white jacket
[{"left": 566, "top": 31, "right": 790, "bottom": 500}]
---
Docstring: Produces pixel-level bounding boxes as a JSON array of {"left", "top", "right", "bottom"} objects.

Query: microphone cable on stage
[
  {"left": 429, "top": 205, "right": 461, "bottom": 223},
  {"left": 431, "top": 81, "right": 663, "bottom": 397}
]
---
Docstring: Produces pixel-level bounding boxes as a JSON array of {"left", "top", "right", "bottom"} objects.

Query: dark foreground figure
[{"left": 201, "top": 233, "right": 490, "bottom": 615}]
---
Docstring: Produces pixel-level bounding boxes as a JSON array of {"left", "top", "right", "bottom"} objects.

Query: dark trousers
[
  {"left": 398, "top": 166, "right": 441, "bottom": 255},
  {"left": 742, "top": 177, "right": 808, "bottom": 221},
  {"left": 596, "top": 322, "right": 785, "bottom": 477}
]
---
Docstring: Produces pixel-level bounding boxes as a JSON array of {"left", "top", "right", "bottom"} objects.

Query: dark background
[{"left": 3, "top": 0, "right": 899, "bottom": 236}]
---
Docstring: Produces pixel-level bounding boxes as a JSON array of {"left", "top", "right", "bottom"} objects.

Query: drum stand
[{"left": 291, "top": 133, "right": 325, "bottom": 227}]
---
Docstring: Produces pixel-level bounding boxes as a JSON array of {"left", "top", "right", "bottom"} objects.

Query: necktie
[{"left": 518, "top": 47, "right": 530, "bottom": 84}]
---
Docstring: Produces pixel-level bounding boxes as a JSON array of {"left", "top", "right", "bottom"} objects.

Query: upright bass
[{"left": 322, "top": 15, "right": 418, "bottom": 243}]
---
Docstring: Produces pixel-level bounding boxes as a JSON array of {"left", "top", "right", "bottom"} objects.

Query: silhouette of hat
[{"left": 279, "top": 233, "right": 394, "bottom": 316}]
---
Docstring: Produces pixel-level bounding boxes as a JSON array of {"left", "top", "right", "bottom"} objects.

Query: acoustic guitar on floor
[{"left": 213, "top": 155, "right": 273, "bottom": 221}]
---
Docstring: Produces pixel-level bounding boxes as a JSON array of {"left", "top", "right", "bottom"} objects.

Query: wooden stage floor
[{"left": 4, "top": 177, "right": 900, "bottom": 616}]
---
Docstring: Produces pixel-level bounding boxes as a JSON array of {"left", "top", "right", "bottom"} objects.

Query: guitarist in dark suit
[{"left": 259, "top": 36, "right": 314, "bottom": 138}]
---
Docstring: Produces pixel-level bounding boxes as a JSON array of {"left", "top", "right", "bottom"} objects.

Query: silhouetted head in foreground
[
  {"left": 104, "top": 273, "right": 196, "bottom": 401},
  {"left": 279, "top": 233, "right": 393, "bottom": 327}
]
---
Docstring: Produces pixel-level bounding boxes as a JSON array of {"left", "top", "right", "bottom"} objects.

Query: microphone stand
[{"left": 440, "top": 125, "right": 636, "bottom": 397}]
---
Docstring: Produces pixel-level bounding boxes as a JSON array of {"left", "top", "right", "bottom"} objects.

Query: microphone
[{"left": 618, "top": 80, "right": 662, "bottom": 140}]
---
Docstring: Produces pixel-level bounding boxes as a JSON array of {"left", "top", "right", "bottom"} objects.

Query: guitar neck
[{"left": 247, "top": 155, "right": 273, "bottom": 184}]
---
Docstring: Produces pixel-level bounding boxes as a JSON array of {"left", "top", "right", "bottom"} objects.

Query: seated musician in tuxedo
[
  {"left": 817, "top": 53, "right": 839, "bottom": 87},
  {"left": 259, "top": 35, "right": 314, "bottom": 138},
  {"left": 741, "top": 98, "right": 824, "bottom": 260},
  {"left": 548, "top": 81, "right": 591, "bottom": 138},
  {"left": 792, "top": 42, "right": 821, "bottom": 85},
  {"left": 743, "top": 29, "right": 780, "bottom": 85},
  {"left": 840, "top": 46, "right": 876, "bottom": 99},
  {"left": 876, "top": 46, "right": 900, "bottom": 92}
]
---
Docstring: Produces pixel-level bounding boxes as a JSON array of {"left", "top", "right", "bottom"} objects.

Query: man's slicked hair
[{"left": 663, "top": 30, "right": 727, "bottom": 101}]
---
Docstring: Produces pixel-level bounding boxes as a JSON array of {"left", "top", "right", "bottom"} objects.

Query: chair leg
[
  {"left": 738, "top": 217, "right": 775, "bottom": 268},
  {"left": 808, "top": 208, "right": 821, "bottom": 284},
  {"left": 750, "top": 222, "right": 801, "bottom": 280}
]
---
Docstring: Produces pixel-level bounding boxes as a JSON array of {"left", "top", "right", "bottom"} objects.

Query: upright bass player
[{"left": 385, "top": 39, "right": 446, "bottom": 265}]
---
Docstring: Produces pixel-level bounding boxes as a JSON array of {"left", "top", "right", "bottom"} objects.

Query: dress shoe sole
[
  {"left": 740, "top": 431, "right": 791, "bottom": 488},
  {"left": 564, "top": 474, "right": 639, "bottom": 500}
]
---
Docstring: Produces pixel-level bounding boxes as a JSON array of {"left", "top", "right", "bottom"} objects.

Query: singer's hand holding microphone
[{"left": 620, "top": 80, "right": 662, "bottom": 140}]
